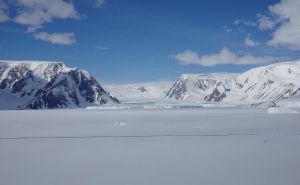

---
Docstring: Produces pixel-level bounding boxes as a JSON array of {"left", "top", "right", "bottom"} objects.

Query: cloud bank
[
  {"left": 266, "top": 0, "right": 300, "bottom": 50},
  {"left": 13, "top": 0, "right": 80, "bottom": 32},
  {"left": 173, "top": 48, "right": 278, "bottom": 67},
  {"left": 250, "top": 0, "right": 300, "bottom": 50}
]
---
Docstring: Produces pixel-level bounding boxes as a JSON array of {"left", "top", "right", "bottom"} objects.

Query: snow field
[{"left": 0, "top": 108, "right": 300, "bottom": 185}]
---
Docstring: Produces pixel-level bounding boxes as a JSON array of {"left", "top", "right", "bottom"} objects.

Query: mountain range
[
  {"left": 1, "top": 60, "right": 300, "bottom": 109},
  {"left": 106, "top": 61, "right": 300, "bottom": 106}
]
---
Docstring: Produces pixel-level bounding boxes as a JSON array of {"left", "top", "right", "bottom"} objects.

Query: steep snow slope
[
  {"left": 237, "top": 61, "right": 300, "bottom": 103},
  {"left": 0, "top": 90, "right": 29, "bottom": 109},
  {"left": 273, "top": 89, "right": 300, "bottom": 108},
  {"left": 0, "top": 61, "right": 66, "bottom": 98},
  {"left": 166, "top": 73, "right": 239, "bottom": 102},
  {"left": 0, "top": 61, "right": 119, "bottom": 109},
  {"left": 105, "top": 81, "right": 173, "bottom": 102}
]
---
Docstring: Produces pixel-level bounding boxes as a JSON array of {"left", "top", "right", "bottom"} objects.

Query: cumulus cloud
[
  {"left": 173, "top": 48, "right": 277, "bottom": 67},
  {"left": 0, "top": 0, "right": 82, "bottom": 45},
  {"left": 13, "top": 0, "right": 80, "bottom": 32},
  {"left": 264, "top": 0, "right": 300, "bottom": 50},
  {"left": 244, "top": 37, "right": 260, "bottom": 47},
  {"left": 95, "top": 0, "right": 106, "bottom": 8},
  {"left": 235, "top": 0, "right": 300, "bottom": 50},
  {"left": 34, "top": 32, "right": 76, "bottom": 45},
  {"left": 0, "top": 0, "right": 9, "bottom": 22}
]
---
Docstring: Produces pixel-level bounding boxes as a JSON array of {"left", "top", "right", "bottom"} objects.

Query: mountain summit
[{"left": 0, "top": 61, "right": 119, "bottom": 109}]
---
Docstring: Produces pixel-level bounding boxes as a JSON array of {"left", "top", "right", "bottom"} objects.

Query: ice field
[{"left": 0, "top": 107, "right": 300, "bottom": 185}]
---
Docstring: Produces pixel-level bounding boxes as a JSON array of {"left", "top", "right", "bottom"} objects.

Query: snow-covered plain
[{"left": 0, "top": 108, "right": 300, "bottom": 185}]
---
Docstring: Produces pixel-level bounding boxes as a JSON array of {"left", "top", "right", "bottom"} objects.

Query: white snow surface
[
  {"left": 267, "top": 107, "right": 299, "bottom": 114},
  {"left": 0, "top": 108, "right": 300, "bottom": 185}
]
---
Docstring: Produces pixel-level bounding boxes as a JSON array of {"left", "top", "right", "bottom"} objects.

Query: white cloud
[
  {"left": 225, "top": 28, "right": 232, "bottom": 33},
  {"left": 234, "top": 19, "right": 257, "bottom": 27},
  {"left": 13, "top": 0, "right": 80, "bottom": 31},
  {"left": 173, "top": 47, "right": 277, "bottom": 67},
  {"left": 34, "top": 32, "right": 76, "bottom": 45},
  {"left": 234, "top": 0, "right": 300, "bottom": 50},
  {"left": 223, "top": 25, "right": 232, "bottom": 33},
  {"left": 0, "top": 0, "right": 82, "bottom": 45},
  {"left": 0, "top": 0, "right": 9, "bottom": 22},
  {"left": 244, "top": 37, "right": 260, "bottom": 47},
  {"left": 95, "top": 0, "right": 106, "bottom": 8},
  {"left": 96, "top": 46, "right": 110, "bottom": 50},
  {"left": 264, "top": 0, "right": 300, "bottom": 50},
  {"left": 257, "top": 14, "right": 277, "bottom": 31}
]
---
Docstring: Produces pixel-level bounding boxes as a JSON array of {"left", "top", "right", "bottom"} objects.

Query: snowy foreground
[{"left": 0, "top": 108, "right": 300, "bottom": 185}]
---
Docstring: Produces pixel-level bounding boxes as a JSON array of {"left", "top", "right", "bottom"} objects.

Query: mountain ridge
[{"left": 1, "top": 60, "right": 300, "bottom": 109}]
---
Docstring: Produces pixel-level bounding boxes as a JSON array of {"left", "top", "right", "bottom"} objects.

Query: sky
[{"left": 1, "top": 0, "right": 300, "bottom": 84}]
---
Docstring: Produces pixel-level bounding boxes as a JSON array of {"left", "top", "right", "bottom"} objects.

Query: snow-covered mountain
[
  {"left": 166, "top": 61, "right": 300, "bottom": 105},
  {"left": 2, "top": 60, "right": 299, "bottom": 109},
  {"left": 106, "top": 61, "right": 300, "bottom": 106},
  {"left": 236, "top": 61, "right": 300, "bottom": 103},
  {"left": 166, "top": 73, "right": 239, "bottom": 102},
  {"left": 105, "top": 81, "right": 173, "bottom": 102},
  {"left": 0, "top": 61, "right": 119, "bottom": 109}
]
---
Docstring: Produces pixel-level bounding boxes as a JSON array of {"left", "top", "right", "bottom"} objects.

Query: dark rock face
[
  {"left": 0, "top": 64, "right": 29, "bottom": 89},
  {"left": 22, "top": 69, "right": 120, "bottom": 109},
  {"left": 194, "top": 79, "right": 216, "bottom": 91},
  {"left": 24, "top": 90, "right": 70, "bottom": 109},
  {"left": 0, "top": 62, "right": 119, "bottom": 109},
  {"left": 165, "top": 75, "right": 229, "bottom": 101},
  {"left": 204, "top": 82, "right": 227, "bottom": 102},
  {"left": 137, "top": 86, "right": 147, "bottom": 92},
  {"left": 241, "top": 80, "right": 297, "bottom": 102},
  {"left": 11, "top": 71, "right": 36, "bottom": 97}
]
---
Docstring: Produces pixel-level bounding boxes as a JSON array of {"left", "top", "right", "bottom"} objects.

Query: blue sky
[{"left": 1, "top": 0, "right": 300, "bottom": 83}]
